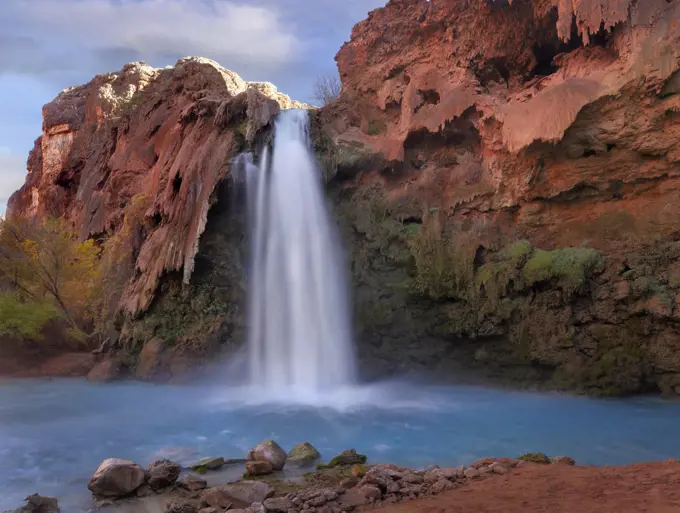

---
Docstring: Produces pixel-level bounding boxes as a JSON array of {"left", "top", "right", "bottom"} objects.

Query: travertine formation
[
  {"left": 7, "top": 57, "right": 306, "bottom": 316},
  {"left": 6, "top": 0, "right": 680, "bottom": 394}
]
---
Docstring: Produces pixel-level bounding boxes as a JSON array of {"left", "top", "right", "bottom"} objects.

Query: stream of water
[{"left": 1, "top": 379, "right": 680, "bottom": 511}]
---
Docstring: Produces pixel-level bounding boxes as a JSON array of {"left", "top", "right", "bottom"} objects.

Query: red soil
[{"left": 377, "top": 461, "right": 680, "bottom": 513}]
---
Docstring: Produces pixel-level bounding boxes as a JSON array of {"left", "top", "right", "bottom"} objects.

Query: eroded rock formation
[
  {"left": 317, "top": 0, "right": 680, "bottom": 395},
  {"left": 7, "top": 0, "right": 680, "bottom": 395},
  {"left": 8, "top": 57, "right": 305, "bottom": 317}
]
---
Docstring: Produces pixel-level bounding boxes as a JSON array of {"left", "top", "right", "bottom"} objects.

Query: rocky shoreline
[{"left": 5, "top": 441, "right": 579, "bottom": 513}]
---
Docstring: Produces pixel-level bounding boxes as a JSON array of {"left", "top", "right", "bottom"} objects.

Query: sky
[{"left": 0, "top": 0, "right": 387, "bottom": 215}]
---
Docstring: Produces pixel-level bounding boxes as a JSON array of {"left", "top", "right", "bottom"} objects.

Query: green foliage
[
  {"left": 517, "top": 452, "right": 550, "bottom": 464},
  {"left": 0, "top": 295, "right": 60, "bottom": 340},
  {"left": 408, "top": 215, "right": 476, "bottom": 301},
  {"left": 523, "top": 246, "right": 603, "bottom": 295},
  {"left": 366, "top": 119, "right": 386, "bottom": 136},
  {"left": 0, "top": 216, "right": 102, "bottom": 339}
]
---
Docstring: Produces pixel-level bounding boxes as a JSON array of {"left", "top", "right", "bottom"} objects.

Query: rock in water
[
  {"left": 88, "top": 458, "right": 146, "bottom": 498},
  {"left": 245, "top": 460, "right": 273, "bottom": 476},
  {"left": 147, "top": 459, "right": 181, "bottom": 490},
  {"left": 179, "top": 475, "right": 208, "bottom": 492},
  {"left": 186, "top": 457, "right": 225, "bottom": 471},
  {"left": 247, "top": 440, "right": 287, "bottom": 471},
  {"left": 286, "top": 442, "right": 321, "bottom": 467},
  {"left": 9, "top": 494, "right": 59, "bottom": 513},
  {"left": 324, "top": 449, "right": 367, "bottom": 468}
]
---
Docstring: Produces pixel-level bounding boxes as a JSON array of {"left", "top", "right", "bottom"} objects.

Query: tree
[
  {"left": 312, "top": 74, "right": 342, "bottom": 107},
  {"left": 0, "top": 216, "right": 101, "bottom": 340}
]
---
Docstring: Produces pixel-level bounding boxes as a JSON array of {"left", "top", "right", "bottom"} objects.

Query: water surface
[{"left": 1, "top": 379, "right": 679, "bottom": 512}]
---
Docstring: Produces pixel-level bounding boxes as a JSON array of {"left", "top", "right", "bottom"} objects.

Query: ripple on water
[{"left": 0, "top": 379, "right": 680, "bottom": 511}]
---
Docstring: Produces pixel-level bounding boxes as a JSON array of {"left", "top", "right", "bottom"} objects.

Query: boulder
[
  {"left": 186, "top": 457, "right": 225, "bottom": 471},
  {"left": 214, "top": 481, "right": 273, "bottom": 505},
  {"left": 262, "top": 497, "right": 293, "bottom": 512},
  {"left": 247, "top": 440, "right": 287, "bottom": 471},
  {"left": 286, "top": 442, "right": 320, "bottom": 467},
  {"left": 87, "top": 358, "right": 125, "bottom": 382},
  {"left": 428, "top": 479, "right": 454, "bottom": 495},
  {"left": 9, "top": 494, "right": 59, "bottom": 513},
  {"left": 463, "top": 467, "right": 479, "bottom": 479},
  {"left": 179, "top": 475, "right": 207, "bottom": 492},
  {"left": 245, "top": 460, "right": 273, "bottom": 476},
  {"left": 88, "top": 458, "right": 146, "bottom": 498},
  {"left": 200, "top": 489, "right": 232, "bottom": 509},
  {"left": 166, "top": 501, "right": 198, "bottom": 513},
  {"left": 147, "top": 459, "right": 181, "bottom": 490},
  {"left": 337, "top": 486, "right": 381, "bottom": 508},
  {"left": 136, "top": 339, "right": 167, "bottom": 381},
  {"left": 324, "top": 449, "right": 367, "bottom": 468}
]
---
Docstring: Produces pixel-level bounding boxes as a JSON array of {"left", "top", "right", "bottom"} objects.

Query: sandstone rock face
[
  {"left": 87, "top": 458, "right": 146, "bottom": 498},
  {"left": 319, "top": 0, "right": 680, "bottom": 396},
  {"left": 6, "top": 57, "right": 307, "bottom": 379},
  {"left": 7, "top": 57, "right": 306, "bottom": 318},
  {"left": 87, "top": 358, "right": 124, "bottom": 382}
]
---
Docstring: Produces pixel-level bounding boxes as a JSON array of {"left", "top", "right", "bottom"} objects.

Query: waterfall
[{"left": 234, "top": 109, "right": 356, "bottom": 396}]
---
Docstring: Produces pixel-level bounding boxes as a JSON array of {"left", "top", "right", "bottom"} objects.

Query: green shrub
[
  {"left": 523, "top": 246, "right": 602, "bottom": 295},
  {"left": 0, "top": 295, "right": 61, "bottom": 340},
  {"left": 517, "top": 452, "right": 550, "bottom": 464}
]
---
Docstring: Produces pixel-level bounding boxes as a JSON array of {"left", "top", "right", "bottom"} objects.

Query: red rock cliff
[
  {"left": 8, "top": 57, "right": 305, "bottom": 316},
  {"left": 319, "top": 0, "right": 680, "bottom": 395}
]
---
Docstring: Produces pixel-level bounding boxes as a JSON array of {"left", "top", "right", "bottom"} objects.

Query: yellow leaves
[{"left": 0, "top": 216, "right": 103, "bottom": 335}]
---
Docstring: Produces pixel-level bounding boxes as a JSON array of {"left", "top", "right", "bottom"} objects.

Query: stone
[
  {"left": 457, "top": 466, "right": 465, "bottom": 479},
  {"left": 248, "top": 440, "right": 287, "bottom": 471},
  {"left": 88, "top": 458, "right": 146, "bottom": 498},
  {"left": 166, "top": 502, "right": 198, "bottom": 513},
  {"left": 490, "top": 463, "right": 509, "bottom": 475},
  {"left": 200, "top": 489, "right": 233, "bottom": 509},
  {"left": 402, "top": 472, "right": 424, "bottom": 484},
  {"left": 215, "top": 481, "right": 274, "bottom": 504},
  {"left": 136, "top": 339, "right": 167, "bottom": 381},
  {"left": 434, "top": 467, "right": 459, "bottom": 481},
  {"left": 337, "top": 486, "right": 380, "bottom": 509},
  {"left": 325, "top": 449, "right": 367, "bottom": 468},
  {"left": 247, "top": 503, "right": 266, "bottom": 513},
  {"left": 477, "top": 466, "right": 491, "bottom": 476},
  {"left": 552, "top": 456, "right": 576, "bottom": 466},
  {"left": 340, "top": 477, "right": 360, "bottom": 489},
  {"left": 428, "top": 479, "right": 454, "bottom": 495},
  {"left": 186, "top": 457, "right": 225, "bottom": 471},
  {"left": 147, "top": 459, "right": 182, "bottom": 490},
  {"left": 179, "top": 475, "right": 208, "bottom": 491},
  {"left": 87, "top": 358, "right": 124, "bottom": 382},
  {"left": 286, "top": 442, "right": 321, "bottom": 467},
  {"left": 246, "top": 460, "right": 274, "bottom": 476},
  {"left": 11, "top": 494, "right": 59, "bottom": 513},
  {"left": 263, "top": 497, "right": 294, "bottom": 512},
  {"left": 463, "top": 467, "right": 479, "bottom": 479},
  {"left": 197, "top": 509, "right": 218, "bottom": 513},
  {"left": 135, "top": 485, "right": 154, "bottom": 497}
]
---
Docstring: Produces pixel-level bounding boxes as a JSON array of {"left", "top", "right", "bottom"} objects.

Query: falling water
[{"left": 233, "top": 109, "right": 356, "bottom": 395}]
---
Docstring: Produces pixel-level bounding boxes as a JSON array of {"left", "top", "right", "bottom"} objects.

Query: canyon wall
[
  {"left": 7, "top": 0, "right": 680, "bottom": 394},
  {"left": 316, "top": 0, "right": 680, "bottom": 394}
]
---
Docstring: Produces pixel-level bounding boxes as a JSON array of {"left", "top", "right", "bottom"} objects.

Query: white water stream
[{"left": 233, "top": 109, "right": 356, "bottom": 396}]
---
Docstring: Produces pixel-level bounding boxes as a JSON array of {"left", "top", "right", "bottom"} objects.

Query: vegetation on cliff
[{"left": 0, "top": 217, "right": 101, "bottom": 342}]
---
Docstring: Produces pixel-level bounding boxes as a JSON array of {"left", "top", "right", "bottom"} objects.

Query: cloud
[
  {"left": 0, "top": 147, "right": 27, "bottom": 215},
  {"left": 1, "top": 0, "right": 302, "bottom": 80}
]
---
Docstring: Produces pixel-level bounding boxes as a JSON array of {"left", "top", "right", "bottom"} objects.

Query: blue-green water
[{"left": 1, "top": 379, "right": 679, "bottom": 512}]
